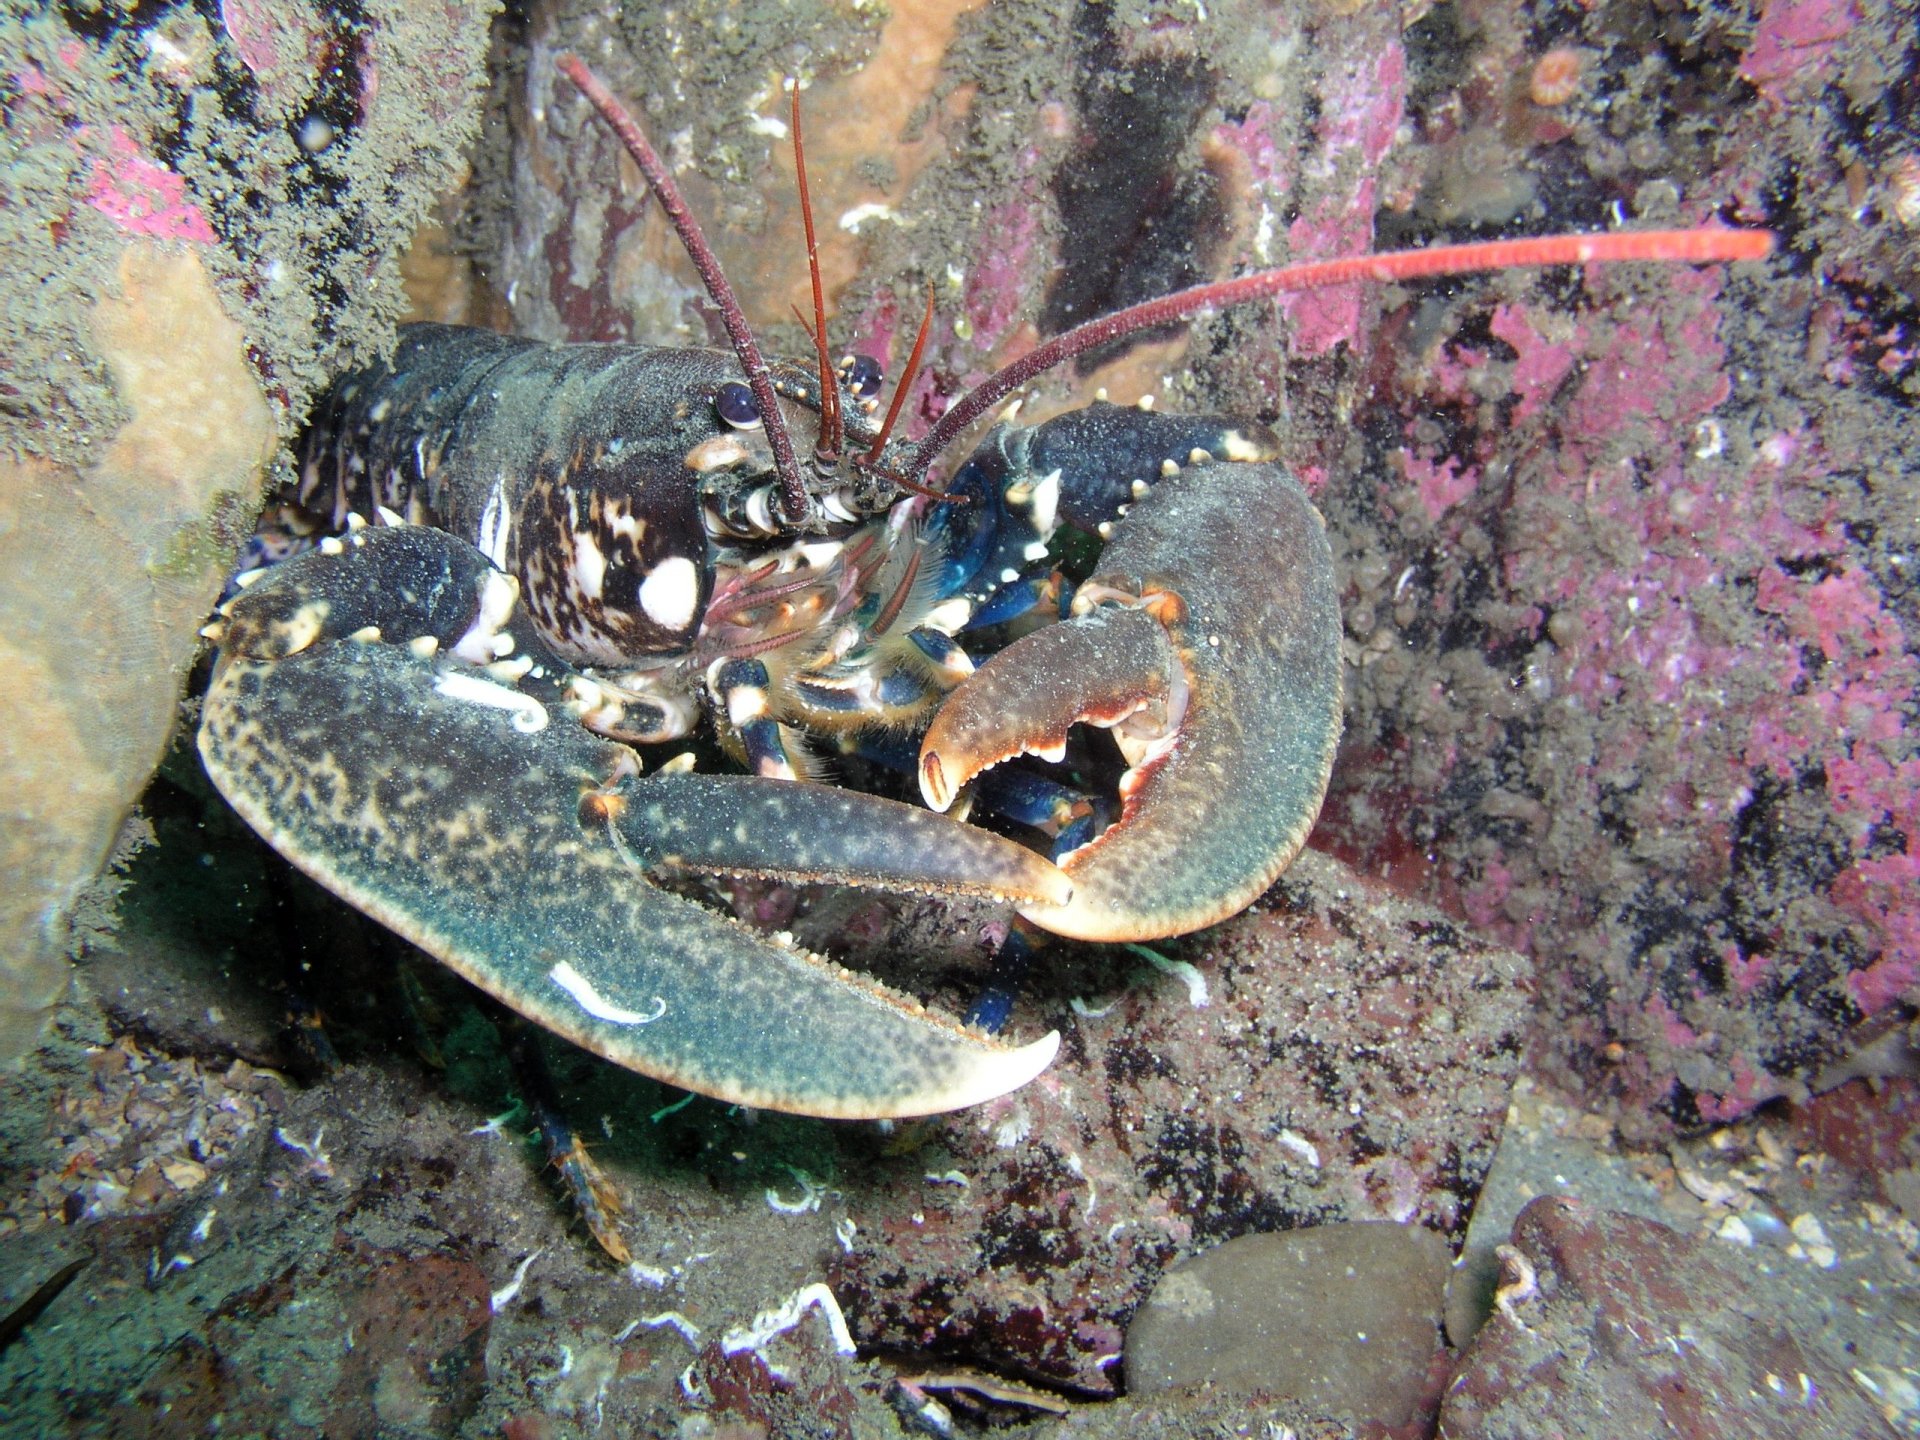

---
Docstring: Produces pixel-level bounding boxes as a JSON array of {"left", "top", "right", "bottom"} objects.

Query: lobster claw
[
  {"left": 199, "top": 526, "right": 1063, "bottom": 1119},
  {"left": 920, "top": 456, "right": 1343, "bottom": 943}
]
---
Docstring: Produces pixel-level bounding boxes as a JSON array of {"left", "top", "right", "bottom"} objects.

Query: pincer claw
[
  {"left": 198, "top": 532, "right": 1062, "bottom": 1119},
  {"left": 920, "top": 459, "right": 1343, "bottom": 943}
]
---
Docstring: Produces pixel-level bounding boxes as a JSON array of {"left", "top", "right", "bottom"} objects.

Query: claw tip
[{"left": 920, "top": 751, "right": 952, "bottom": 812}]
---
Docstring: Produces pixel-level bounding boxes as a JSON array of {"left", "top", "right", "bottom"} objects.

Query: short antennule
[
  {"left": 556, "top": 54, "right": 810, "bottom": 522},
  {"left": 865, "top": 283, "right": 936, "bottom": 467},
  {"left": 901, "top": 225, "right": 1775, "bottom": 489}
]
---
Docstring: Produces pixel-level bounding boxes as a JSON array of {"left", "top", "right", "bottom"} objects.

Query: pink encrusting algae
[
  {"left": 1277, "top": 42, "right": 1405, "bottom": 359},
  {"left": 1360, "top": 219, "right": 1917, "bottom": 1126},
  {"left": 1206, "top": 37, "right": 1407, "bottom": 360},
  {"left": 1739, "top": 0, "right": 1861, "bottom": 106},
  {"left": 84, "top": 126, "right": 217, "bottom": 244}
]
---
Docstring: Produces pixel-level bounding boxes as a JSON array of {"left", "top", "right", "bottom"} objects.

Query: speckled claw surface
[
  {"left": 921, "top": 460, "right": 1343, "bottom": 943},
  {"left": 198, "top": 533, "right": 1060, "bottom": 1120}
]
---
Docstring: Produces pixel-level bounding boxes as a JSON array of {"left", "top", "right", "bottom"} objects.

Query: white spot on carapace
[
  {"left": 639, "top": 556, "right": 701, "bottom": 633},
  {"left": 548, "top": 962, "right": 667, "bottom": 1026},
  {"left": 604, "top": 505, "right": 645, "bottom": 545},
  {"left": 571, "top": 529, "right": 608, "bottom": 600}
]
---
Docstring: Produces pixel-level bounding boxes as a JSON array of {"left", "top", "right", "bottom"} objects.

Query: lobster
[{"left": 196, "top": 55, "right": 1771, "bottom": 1120}]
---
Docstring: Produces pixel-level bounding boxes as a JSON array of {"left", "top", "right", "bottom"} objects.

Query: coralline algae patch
[
  {"left": 1339, "top": 244, "right": 1916, "bottom": 1130},
  {"left": 83, "top": 126, "right": 218, "bottom": 244}
]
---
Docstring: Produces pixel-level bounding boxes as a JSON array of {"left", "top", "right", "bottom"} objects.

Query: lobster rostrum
[{"left": 197, "top": 56, "right": 1773, "bottom": 1119}]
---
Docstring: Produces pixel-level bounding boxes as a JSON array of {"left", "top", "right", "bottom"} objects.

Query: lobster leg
[
  {"left": 199, "top": 526, "right": 1063, "bottom": 1119},
  {"left": 920, "top": 444, "right": 1343, "bottom": 943}
]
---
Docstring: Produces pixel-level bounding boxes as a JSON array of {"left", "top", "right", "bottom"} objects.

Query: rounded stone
[{"left": 1125, "top": 1221, "right": 1450, "bottom": 1426}]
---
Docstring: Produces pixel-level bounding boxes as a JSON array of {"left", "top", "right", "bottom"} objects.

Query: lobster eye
[
  {"left": 714, "top": 381, "right": 762, "bottom": 430},
  {"left": 844, "top": 354, "right": 884, "bottom": 400}
]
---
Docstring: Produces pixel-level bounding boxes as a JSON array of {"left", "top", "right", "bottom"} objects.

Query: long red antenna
[
  {"left": 904, "top": 226, "right": 1775, "bottom": 482},
  {"left": 556, "top": 54, "right": 810, "bottom": 522},
  {"left": 790, "top": 83, "right": 843, "bottom": 461}
]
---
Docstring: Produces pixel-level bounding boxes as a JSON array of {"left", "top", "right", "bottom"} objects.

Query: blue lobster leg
[
  {"left": 711, "top": 657, "right": 804, "bottom": 779},
  {"left": 920, "top": 439, "right": 1343, "bottom": 944},
  {"left": 199, "top": 526, "right": 1063, "bottom": 1119}
]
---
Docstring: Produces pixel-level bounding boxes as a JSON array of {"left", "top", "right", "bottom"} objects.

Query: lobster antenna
[
  {"left": 556, "top": 54, "right": 810, "bottom": 522},
  {"left": 903, "top": 226, "right": 1776, "bottom": 484},
  {"left": 790, "top": 82, "right": 843, "bottom": 460},
  {"left": 865, "top": 283, "right": 937, "bottom": 466}
]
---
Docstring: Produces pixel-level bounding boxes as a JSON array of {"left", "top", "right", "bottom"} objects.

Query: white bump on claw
[
  {"left": 432, "top": 668, "right": 548, "bottom": 732},
  {"left": 1220, "top": 429, "right": 1269, "bottom": 462},
  {"left": 1032, "top": 468, "right": 1063, "bottom": 537},
  {"left": 549, "top": 962, "right": 667, "bottom": 1025}
]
